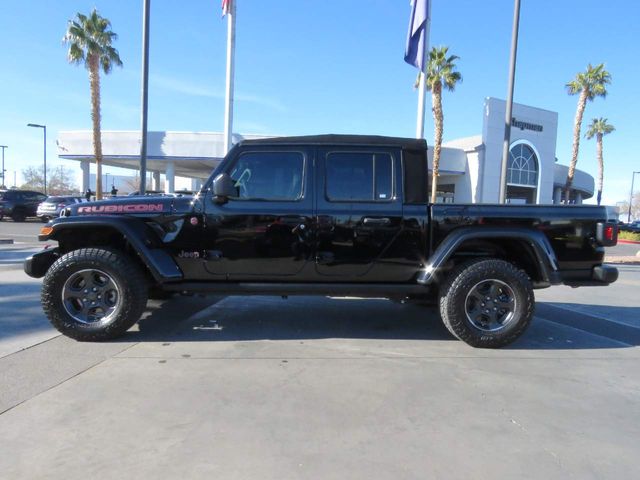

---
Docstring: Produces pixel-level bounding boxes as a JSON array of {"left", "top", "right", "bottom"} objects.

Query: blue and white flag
[{"left": 404, "top": 0, "right": 430, "bottom": 72}]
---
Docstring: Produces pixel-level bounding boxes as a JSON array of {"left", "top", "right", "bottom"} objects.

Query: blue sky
[{"left": 0, "top": 0, "right": 638, "bottom": 204}]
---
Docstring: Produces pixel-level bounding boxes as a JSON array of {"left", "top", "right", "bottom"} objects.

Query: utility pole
[
  {"left": 139, "top": 0, "right": 151, "bottom": 194},
  {"left": 0, "top": 145, "right": 7, "bottom": 188},
  {"left": 498, "top": 0, "right": 521, "bottom": 204}
]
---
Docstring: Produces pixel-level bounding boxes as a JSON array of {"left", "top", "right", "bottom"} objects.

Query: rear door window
[{"left": 325, "top": 152, "right": 393, "bottom": 202}]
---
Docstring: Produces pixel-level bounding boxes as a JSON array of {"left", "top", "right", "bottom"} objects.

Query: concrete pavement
[
  {"left": 0, "top": 224, "right": 639, "bottom": 479},
  {"left": 1, "top": 288, "right": 640, "bottom": 478},
  {"left": 0, "top": 244, "right": 57, "bottom": 358}
]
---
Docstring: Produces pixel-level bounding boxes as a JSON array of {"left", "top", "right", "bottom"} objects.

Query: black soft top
[{"left": 238, "top": 134, "right": 427, "bottom": 150}]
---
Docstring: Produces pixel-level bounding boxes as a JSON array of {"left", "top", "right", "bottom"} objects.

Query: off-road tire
[
  {"left": 438, "top": 258, "right": 534, "bottom": 348},
  {"left": 42, "top": 248, "right": 148, "bottom": 341}
]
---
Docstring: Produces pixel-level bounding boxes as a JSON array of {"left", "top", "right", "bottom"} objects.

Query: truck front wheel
[
  {"left": 439, "top": 258, "right": 534, "bottom": 348},
  {"left": 42, "top": 248, "right": 148, "bottom": 341}
]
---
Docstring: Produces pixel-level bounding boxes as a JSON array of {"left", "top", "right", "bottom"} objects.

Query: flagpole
[
  {"left": 415, "top": 0, "right": 431, "bottom": 139},
  {"left": 223, "top": 0, "right": 236, "bottom": 154}
]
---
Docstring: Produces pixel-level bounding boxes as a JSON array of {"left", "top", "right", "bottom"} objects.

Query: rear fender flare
[{"left": 417, "top": 227, "right": 560, "bottom": 285}]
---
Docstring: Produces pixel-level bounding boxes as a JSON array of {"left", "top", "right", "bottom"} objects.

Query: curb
[
  {"left": 0, "top": 239, "right": 14, "bottom": 245},
  {"left": 618, "top": 239, "right": 640, "bottom": 245},
  {"left": 604, "top": 256, "right": 640, "bottom": 265}
]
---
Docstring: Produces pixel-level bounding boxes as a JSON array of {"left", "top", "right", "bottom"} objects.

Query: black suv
[{"left": 0, "top": 189, "right": 47, "bottom": 222}]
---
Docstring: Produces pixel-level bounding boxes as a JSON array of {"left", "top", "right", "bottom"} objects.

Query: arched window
[{"left": 507, "top": 144, "right": 538, "bottom": 187}]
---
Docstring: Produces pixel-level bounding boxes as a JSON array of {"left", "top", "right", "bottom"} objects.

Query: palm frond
[
  {"left": 63, "top": 9, "right": 123, "bottom": 71},
  {"left": 426, "top": 46, "right": 462, "bottom": 92},
  {"left": 566, "top": 63, "right": 612, "bottom": 99},
  {"left": 585, "top": 117, "right": 615, "bottom": 139}
]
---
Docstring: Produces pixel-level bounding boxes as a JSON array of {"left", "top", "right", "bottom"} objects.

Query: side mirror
[{"left": 212, "top": 173, "right": 238, "bottom": 204}]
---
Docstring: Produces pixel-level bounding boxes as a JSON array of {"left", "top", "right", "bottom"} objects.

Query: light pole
[
  {"left": 27, "top": 123, "right": 47, "bottom": 195},
  {"left": 498, "top": 0, "right": 521, "bottom": 204},
  {"left": 628, "top": 171, "right": 640, "bottom": 223},
  {"left": 0, "top": 145, "right": 7, "bottom": 188},
  {"left": 138, "top": 0, "right": 151, "bottom": 195}
]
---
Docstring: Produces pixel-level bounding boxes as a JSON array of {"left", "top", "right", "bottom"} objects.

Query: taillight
[
  {"left": 596, "top": 222, "right": 618, "bottom": 247},
  {"left": 605, "top": 225, "right": 615, "bottom": 242}
]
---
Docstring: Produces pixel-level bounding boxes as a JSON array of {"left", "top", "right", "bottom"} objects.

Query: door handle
[{"left": 363, "top": 217, "right": 391, "bottom": 225}]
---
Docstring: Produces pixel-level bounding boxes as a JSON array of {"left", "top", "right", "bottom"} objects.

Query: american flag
[{"left": 222, "top": 0, "right": 232, "bottom": 17}]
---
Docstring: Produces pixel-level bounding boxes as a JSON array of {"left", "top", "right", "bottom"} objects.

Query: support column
[
  {"left": 81, "top": 160, "right": 91, "bottom": 192},
  {"left": 553, "top": 187, "right": 562, "bottom": 204},
  {"left": 191, "top": 178, "right": 203, "bottom": 192},
  {"left": 152, "top": 171, "right": 161, "bottom": 191},
  {"left": 165, "top": 162, "right": 175, "bottom": 194},
  {"left": 575, "top": 192, "right": 583, "bottom": 205}
]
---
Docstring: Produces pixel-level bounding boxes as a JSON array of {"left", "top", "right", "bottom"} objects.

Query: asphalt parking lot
[{"left": 1, "top": 221, "right": 639, "bottom": 479}]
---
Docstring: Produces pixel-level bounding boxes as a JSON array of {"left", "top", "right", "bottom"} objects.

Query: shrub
[{"left": 618, "top": 231, "right": 640, "bottom": 242}]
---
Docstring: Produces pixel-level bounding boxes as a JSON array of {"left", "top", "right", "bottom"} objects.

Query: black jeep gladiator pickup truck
[{"left": 24, "top": 135, "right": 619, "bottom": 348}]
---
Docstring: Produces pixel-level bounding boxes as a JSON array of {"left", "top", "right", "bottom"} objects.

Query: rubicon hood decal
[{"left": 77, "top": 203, "right": 164, "bottom": 214}]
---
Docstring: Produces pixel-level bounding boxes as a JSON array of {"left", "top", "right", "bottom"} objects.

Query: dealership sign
[{"left": 512, "top": 117, "right": 543, "bottom": 132}]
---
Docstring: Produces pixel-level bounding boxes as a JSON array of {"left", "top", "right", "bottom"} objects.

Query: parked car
[
  {"left": 0, "top": 189, "right": 47, "bottom": 222},
  {"left": 619, "top": 221, "right": 640, "bottom": 233},
  {"left": 25, "top": 134, "right": 619, "bottom": 348},
  {"left": 37, "top": 196, "right": 86, "bottom": 222}
]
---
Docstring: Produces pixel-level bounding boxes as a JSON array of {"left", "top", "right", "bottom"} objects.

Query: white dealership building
[{"left": 57, "top": 97, "right": 594, "bottom": 204}]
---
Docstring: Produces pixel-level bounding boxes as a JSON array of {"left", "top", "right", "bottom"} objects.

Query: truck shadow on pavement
[
  {"left": 118, "top": 296, "right": 639, "bottom": 350},
  {"left": 127, "top": 296, "right": 454, "bottom": 343}
]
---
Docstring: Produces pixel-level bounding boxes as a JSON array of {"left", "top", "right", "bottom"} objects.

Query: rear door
[{"left": 314, "top": 147, "right": 408, "bottom": 281}]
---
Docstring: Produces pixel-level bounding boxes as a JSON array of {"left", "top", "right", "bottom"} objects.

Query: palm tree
[
  {"left": 564, "top": 63, "right": 611, "bottom": 203},
  {"left": 585, "top": 117, "right": 615, "bottom": 205},
  {"left": 426, "top": 46, "right": 462, "bottom": 203},
  {"left": 64, "top": 9, "right": 122, "bottom": 200}
]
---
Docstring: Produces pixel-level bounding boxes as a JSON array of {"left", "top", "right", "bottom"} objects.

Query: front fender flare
[{"left": 41, "top": 216, "right": 183, "bottom": 283}]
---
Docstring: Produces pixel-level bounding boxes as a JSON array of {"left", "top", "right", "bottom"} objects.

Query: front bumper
[{"left": 24, "top": 247, "right": 59, "bottom": 278}]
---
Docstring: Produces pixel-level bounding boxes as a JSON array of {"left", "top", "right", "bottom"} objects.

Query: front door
[
  {"left": 203, "top": 147, "right": 314, "bottom": 280},
  {"left": 314, "top": 148, "right": 407, "bottom": 281}
]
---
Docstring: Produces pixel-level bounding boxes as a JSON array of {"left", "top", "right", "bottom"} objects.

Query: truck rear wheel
[
  {"left": 42, "top": 248, "right": 148, "bottom": 341},
  {"left": 438, "top": 258, "right": 534, "bottom": 348}
]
